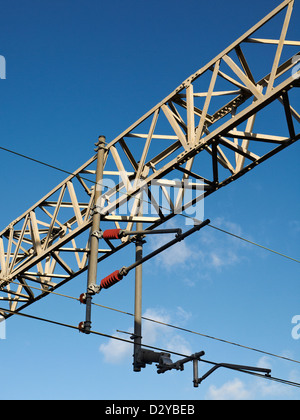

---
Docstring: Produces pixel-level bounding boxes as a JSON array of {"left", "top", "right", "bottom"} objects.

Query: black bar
[
  {"left": 123, "top": 228, "right": 182, "bottom": 237},
  {"left": 83, "top": 293, "right": 92, "bottom": 334},
  {"left": 124, "top": 219, "right": 210, "bottom": 274}
]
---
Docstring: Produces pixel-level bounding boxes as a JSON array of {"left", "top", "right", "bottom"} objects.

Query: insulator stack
[
  {"left": 102, "top": 229, "right": 122, "bottom": 240},
  {"left": 100, "top": 270, "right": 123, "bottom": 289}
]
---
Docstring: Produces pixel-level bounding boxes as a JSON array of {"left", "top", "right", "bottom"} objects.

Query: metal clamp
[
  {"left": 87, "top": 283, "right": 101, "bottom": 295},
  {"left": 130, "top": 236, "right": 146, "bottom": 246},
  {"left": 90, "top": 205, "right": 102, "bottom": 216},
  {"left": 134, "top": 348, "right": 173, "bottom": 371},
  {"left": 94, "top": 135, "right": 107, "bottom": 152},
  {"left": 91, "top": 230, "right": 103, "bottom": 239},
  {"left": 119, "top": 266, "right": 129, "bottom": 277}
]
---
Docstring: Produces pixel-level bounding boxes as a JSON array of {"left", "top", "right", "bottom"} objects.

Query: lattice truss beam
[{"left": 0, "top": 0, "right": 299, "bottom": 317}]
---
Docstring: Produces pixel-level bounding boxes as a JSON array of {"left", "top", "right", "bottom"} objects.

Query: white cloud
[
  {"left": 99, "top": 331, "right": 133, "bottom": 364},
  {"left": 149, "top": 233, "right": 200, "bottom": 270},
  {"left": 166, "top": 334, "right": 192, "bottom": 356},
  {"left": 142, "top": 307, "right": 192, "bottom": 358},
  {"left": 210, "top": 252, "right": 223, "bottom": 268},
  {"left": 205, "top": 376, "right": 285, "bottom": 401},
  {"left": 257, "top": 355, "right": 272, "bottom": 370},
  {"left": 206, "top": 378, "right": 252, "bottom": 400},
  {"left": 202, "top": 218, "right": 246, "bottom": 265},
  {"left": 142, "top": 308, "right": 170, "bottom": 345},
  {"left": 253, "top": 357, "right": 296, "bottom": 399},
  {"left": 255, "top": 377, "right": 291, "bottom": 399},
  {"left": 176, "top": 306, "right": 192, "bottom": 324},
  {"left": 209, "top": 249, "right": 239, "bottom": 269},
  {"left": 213, "top": 217, "right": 243, "bottom": 237},
  {"left": 148, "top": 217, "right": 247, "bottom": 277}
]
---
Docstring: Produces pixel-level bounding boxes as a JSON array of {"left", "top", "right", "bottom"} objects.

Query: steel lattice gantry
[{"left": 0, "top": 0, "right": 299, "bottom": 320}]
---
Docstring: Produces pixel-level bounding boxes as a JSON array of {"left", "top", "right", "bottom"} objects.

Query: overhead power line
[
  {"left": 207, "top": 223, "right": 300, "bottom": 264},
  {"left": 0, "top": 144, "right": 299, "bottom": 264},
  {"left": 1, "top": 143, "right": 299, "bottom": 373},
  {"left": 0, "top": 146, "right": 78, "bottom": 177},
  {"left": 1, "top": 306, "right": 300, "bottom": 389},
  {"left": 5, "top": 279, "right": 300, "bottom": 367}
]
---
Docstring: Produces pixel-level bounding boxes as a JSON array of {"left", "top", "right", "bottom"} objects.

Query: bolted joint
[
  {"left": 91, "top": 230, "right": 103, "bottom": 239},
  {"left": 87, "top": 283, "right": 101, "bottom": 295},
  {"left": 90, "top": 205, "right": 109, "bottom": 217},
  {"left": 133, "top": 348, "right": 173, "bottom": 372},
  {"left": 78, "top": 320, "right": 91, "bottom": 334},
  {"left": 130, "top": 235, "right": 146, "bottom": 246},
  {"left": 119, "top": 266, "right": 129, "bottom": 277},
  {"left": 156, "top": 353, "right": 175, "bottom": 374},
  {"left": 94, "top": 135, "right": 107, "bottom": 151}
]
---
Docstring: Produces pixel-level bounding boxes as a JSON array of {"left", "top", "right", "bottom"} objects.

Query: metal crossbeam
[{"left": 0, "top": 0, "right": 299, "bottom": 318}]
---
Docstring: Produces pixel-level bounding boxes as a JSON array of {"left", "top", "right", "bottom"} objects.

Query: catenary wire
[
  {"left": 0, "top": 144, "right": 299, "bottom": 264},
  {"left": 1, "top": 146, "right": 300, "bottom": 365},
  {"left": 0, "top": 306, "right": 196, "bottom": 359},
  {"left": 1, "top": 144, "right": 300, "bottom": 383},
  {"left": 4, "top": 279, "right": 300, "bottom": 367},
  {"left": 1, "top": 305, "right": 300, "bottom": 389},
  {"left": 0, "top": 146, "right": 85, "bottom": 177},
  {"left": 207, "top": 223, "right": 300, "bottom": 264}
]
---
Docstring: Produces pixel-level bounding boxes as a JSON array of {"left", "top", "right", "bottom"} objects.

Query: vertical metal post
[
  {"left": 133, "top": 196, "right": 143, "bottom": 371},
  {"left": 193, "top": 359, "right": 199, "bottom": 388},
  {"left": 84, "top": 135, "right": 106, "bottom": 334}
]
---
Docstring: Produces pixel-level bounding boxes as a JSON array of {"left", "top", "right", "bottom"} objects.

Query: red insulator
[
  {"left": 100, "top": 270, "right": 123, "bottom": 289},
  {"left": 79, "top": 293, "right": 86, "bottom": 304},
  {"left": 102, "top": 229, "right": 122, "bottom": 240},
  {"left": 78, "top": 321, "right": 85, "bottom": 332}
]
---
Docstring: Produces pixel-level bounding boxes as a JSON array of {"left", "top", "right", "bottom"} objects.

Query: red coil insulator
[
  {"left": 102, "top": 229, "right": 122, "bottom": 240},
  {"left": 100, "top": 270, "right": 123, "bottom": 289}
]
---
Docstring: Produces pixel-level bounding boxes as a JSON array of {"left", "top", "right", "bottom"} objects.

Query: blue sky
[{"left": 0, "top": 0, "right": 299, "bottom": 400}]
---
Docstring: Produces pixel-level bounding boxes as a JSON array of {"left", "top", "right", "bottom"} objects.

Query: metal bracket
[
  {"left": 116, "top": 330, "right": 142, "bottom": 341},
  {"left": 119, "top": 266, "right": 129, "bottom": 277},
  {"left": 134, "top": 348, "right": 173, "bottom": 371},
  {"left": 94, "top": 143, "right": 107, "bottom": 152},
  {"left": 94, "top": 135, "right": 107, "bottom": 152},
  {"left": 154, "top": 350, "right": 272, "bottom": 388},
  {"left": 90, "top": 205, "right": 99, "bottom": 216},
  {"left": 90, "top": 205, "right": 106, "bottom": 216},
  {"left": 87, "top": 283, "right": 101, "bottom": 295},
  {"left": 197, "top": 362, "right": 272, "bottom": 386},
  {"left": 157, "top": 351, "right": 205, "bottom": 375},
  {"left": 91, "top": 230, "right": 103, "bottom": 239},
  {"left": 130, "top": 236, "right": 146, "bottom": 246}
]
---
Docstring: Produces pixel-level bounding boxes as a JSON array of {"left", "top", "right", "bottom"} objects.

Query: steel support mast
[{"left": 83, "top": 135, "right": 106, "bottom": 334}]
